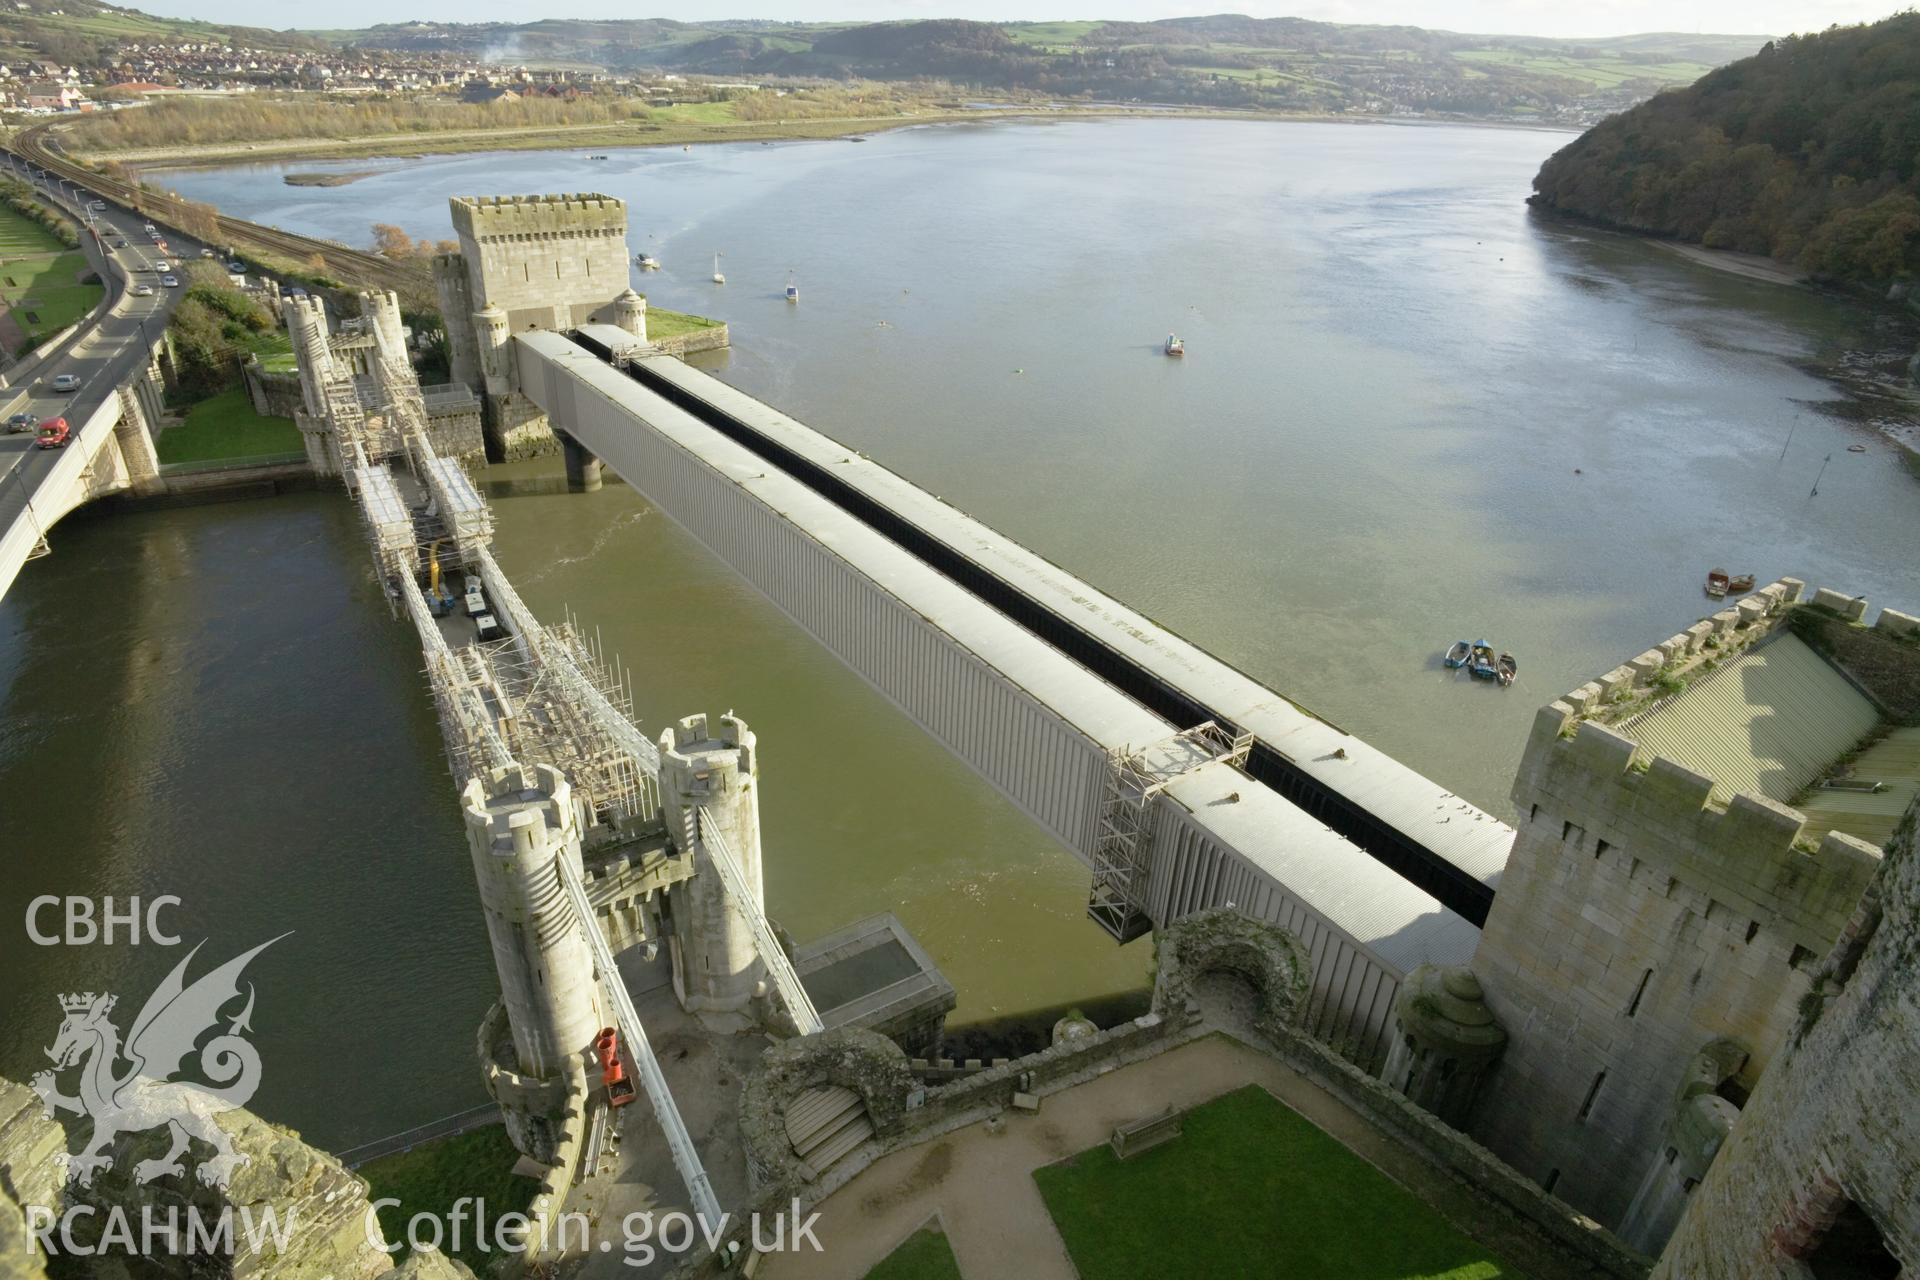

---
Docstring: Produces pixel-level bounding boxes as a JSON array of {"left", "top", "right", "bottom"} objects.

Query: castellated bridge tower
[
  {"left": 1466, "top": 579, "right": 1895, "bottom": 1247},
  {"left": 658, "top": 713, "right": 768, "bottom": 1026},
  {"left": 463, "top": 762, "right": 605, "bottom": 1161},
  {"left": 433, "top": 193, "right": 648, "bottom": 461}
]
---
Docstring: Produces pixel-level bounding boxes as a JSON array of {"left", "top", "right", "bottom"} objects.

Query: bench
[{"left": 1109, "top": 1107, "right": 1182, "bottom": 1160}]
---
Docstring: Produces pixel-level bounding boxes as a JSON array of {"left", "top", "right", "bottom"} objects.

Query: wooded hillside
[{"left": 1530, "top": 12, "right": 1920, "bottom": 284}]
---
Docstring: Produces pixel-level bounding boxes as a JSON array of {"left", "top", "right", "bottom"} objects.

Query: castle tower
[
  {"left": 358, "top": 289, "right": 408, "bottom": 367},
  {"left": 433, "top": 193, "right": 637, "bottom": 460},
  {"left": 1468, "top": 579, "right": 1885, "bottom": 1237},
  {"left": 1381, "top": 965, "right": 1507, "bottom": 1129},
  {"left": 1652, "top": 801, "right": 1918, "bottom": 1279},
  {"left": 658, "top": 713, "right": 767, "bottom": 1025},
  {"left": 463, "top": 762, "right": 604, "bottom": 1159}
]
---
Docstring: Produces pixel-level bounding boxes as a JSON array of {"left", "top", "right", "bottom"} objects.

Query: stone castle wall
[
  {"left": 1469, "top": 578, "right": 1886, "bottom": 1232},
  {"left": 1652, "top": 801, "right": 1919, "bottom": 1278}
]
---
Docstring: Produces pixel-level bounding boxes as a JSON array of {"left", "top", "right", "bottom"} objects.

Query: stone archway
[
  {"left": 738, "top": 1027, "right": 914, "bottom": 1188},
  {"left": 1151, "top": 909, "right": 1313, "bottom": 1044}
]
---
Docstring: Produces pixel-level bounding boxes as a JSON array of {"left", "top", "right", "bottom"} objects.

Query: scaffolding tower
[{"left": 1087, "top": 721, "right": 1252, "bottom": 943}]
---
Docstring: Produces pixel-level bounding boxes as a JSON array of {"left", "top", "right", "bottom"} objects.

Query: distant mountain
[
  {"left": 342, "top": 15, "right": 1769, "bottom": 123},
  {"left": 1531, "top": 12, "right": 1920, "bottom": 284}
]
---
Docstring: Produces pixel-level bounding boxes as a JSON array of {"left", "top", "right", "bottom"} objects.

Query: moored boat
[
  {"left": 1468, "top": 641, "right": 1500, "bottom": 681},
  {"left": 1728, "top": 573, "right": 1756, "bottom": 594},
  {"left": 1444, "top": 639, "right": 1472, "bottom": 669},
  {"left": 636, "top": 252, "right": 660, "bottom": 270},
  {"left": 1165, "top": 333, "right": 1184, "bottom": 356},
  {"left": 1706, "top": 568, "right": 1731, "bottom": 598},
  {"left": 1497, "top": 652, "right": 1518, "bottom": 687}
]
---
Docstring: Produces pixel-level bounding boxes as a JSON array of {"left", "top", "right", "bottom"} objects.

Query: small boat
[
  {"left": 1847, "top": 443, "right": 1866, "bottom": 453},
  {"left": 1706, "top": 568, "right": 1731, "bottom": 598},
  {"left": 711, "top": 252, "right": 725, "bottom": 285},
  {"left": 1468, "top": 641, "right": 1500, "bottom": 681},
  {"left": 1497, "top": 652, "right": 1518, "bottom": 687},
  {"left": 1164, "top": 333, "right": 1185, "bottom": 356},
  {"left": 1443, "top": 639, "right": 1472, "bottom": 669},
  {"left": 1728, "top": 573, "right": 1756, "bottom": 594},
  {"left": 635, "top": 252, "right": 659, "bottom": 270},
  {"left": 587, "top": 154, "right": 608, "bottom": 160},
  {"left": 786, "top": 271, "right": 799, "bottom": 303}
]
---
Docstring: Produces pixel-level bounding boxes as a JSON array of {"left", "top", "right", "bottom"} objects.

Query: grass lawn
[
  {"left": 865, "top": 1224, "right": 964, "bottom": 1280},
  {"left": 246, "top": 329, "right": 298, "bottom": 373},
  {"left": 647, "top": 306, "right": 725, "bottom": 342},
  {"left": 0, "top": 202, "right": 102, "bottom": 346},
  {"left": 1034, "top": 1085, "right": 1525, "bottom": 1280},
  {"left": 358, "top": 1125, "right": 539, "bottom": 1273},
  {"left": 0, "top": 203, "right": 71, "bottom": 257},
  {"left": 156, "top": 388, "right": 303, "bottom": 464}
]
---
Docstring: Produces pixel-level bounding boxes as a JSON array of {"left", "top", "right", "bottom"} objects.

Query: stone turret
[
  {"left": 463, "top": 762, "right": 602, "bottom": 1161},
  {"left": 613, "top": 287, "right": 647, "bottom": 341},
  {"left": 658, "top": 713, "right": 767, "bottom": 1027},
  {"left": 1382, "top": 965, "right": 1507, "bottom": 1128}
]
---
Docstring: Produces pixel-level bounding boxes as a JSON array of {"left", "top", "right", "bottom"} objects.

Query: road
[{"left": 0, "top": 153, "right": 223, "bottom": 546}]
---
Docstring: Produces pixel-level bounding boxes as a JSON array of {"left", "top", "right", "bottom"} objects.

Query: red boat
[{"left": 594, "top": 1027, "right": 636, "bottom": 1107}]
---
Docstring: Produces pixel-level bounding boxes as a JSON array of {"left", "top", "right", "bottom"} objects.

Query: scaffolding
[{"left": 1087, "top": 722, "right": 1252, "bottom": 943}]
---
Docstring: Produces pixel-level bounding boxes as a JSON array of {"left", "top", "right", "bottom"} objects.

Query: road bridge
[
  {"left": 513, "top": 326, "right": 1495, "bottom": 1065},
  {"left": 0, "top": 161, "right": 191, "bottom": 603}
]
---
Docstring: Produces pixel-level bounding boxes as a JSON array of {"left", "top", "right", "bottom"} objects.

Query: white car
[
  {"left": 132, "top": 283, "right": 155, "bottom": 297},
  {"left": 199, "top": 248, "right": 215, "bottom": 258},
  {"left": 161, "top": 275, "right": 180, "bottom": 288},
  {"left": 50, "top": 374, "right": 81, "bottom": 392}
]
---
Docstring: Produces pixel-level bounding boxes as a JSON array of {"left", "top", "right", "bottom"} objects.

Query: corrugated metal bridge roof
[{"left": 1621, "top": 634, "right": 1880, "bottom": 807}]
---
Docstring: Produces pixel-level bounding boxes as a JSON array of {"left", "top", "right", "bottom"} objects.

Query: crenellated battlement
[
  {"left": 1513, "top": 711, "right": 1880, "bottom": 952},
  {"left": 450, "top": 192, "right": 627, "bottom": 243},
  {"left": 1545, "top": 579, "right": 1917, "bottom": 728}
]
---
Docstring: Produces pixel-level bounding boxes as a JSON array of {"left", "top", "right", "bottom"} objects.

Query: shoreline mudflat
[
  {"left": 1651, "top": 238, "right": 1809, "bottom": 287},
  {"left": 80, "top": 106, "right": 1577, "bottom": 174}
]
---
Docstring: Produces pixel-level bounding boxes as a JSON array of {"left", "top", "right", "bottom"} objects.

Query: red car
[{"left": 34, "top": 418, "right": 70, "bottom": 449}]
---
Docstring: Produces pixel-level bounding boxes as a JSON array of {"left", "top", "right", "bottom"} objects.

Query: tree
[{"left": 372, "top": 223, "right": 416, "bottom": 260}]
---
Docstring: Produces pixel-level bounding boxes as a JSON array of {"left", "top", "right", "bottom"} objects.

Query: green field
[
  {"left": 155, "top": 388, "right": 302, "bottom": 465},
  {"left": 358, "top": 1125, "right": 540, "bottom": 1273},
  {"left": 1452, "top": 48, "right": 1715, "bottom": 88},
  {"left": 865, "top": 1224, "right": 965, "bottom": 1280},
  {"left": 646, "top": 305, "right": 725, "bottom": 342},
  {"left": 1034, "top": 1086, "right": 1524, "bottom": 1280},
  {"left": 0, "top": 204, "right": 102, "bottom": 348}
]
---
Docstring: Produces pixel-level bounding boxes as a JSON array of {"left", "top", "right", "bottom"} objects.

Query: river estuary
[{"left": 2, "top": 118, "right": 1915, "bottom": 1147}]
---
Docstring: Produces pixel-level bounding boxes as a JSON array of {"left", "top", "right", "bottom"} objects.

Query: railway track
[{"left": 8, "top": 123, "right": 428, "bottom": 297}]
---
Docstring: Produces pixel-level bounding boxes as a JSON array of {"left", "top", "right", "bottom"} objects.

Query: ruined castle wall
[
  {"left": 1470, "top": 579, "right": 1883, "bottom": 1230},
  {"left": 1652, "top": 802, "right": 1919, "bottom": 1278}
]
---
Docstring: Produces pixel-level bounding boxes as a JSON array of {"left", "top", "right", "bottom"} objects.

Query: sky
[{"left": 137, "top": 0, "right": 1904, "bottom": 40}]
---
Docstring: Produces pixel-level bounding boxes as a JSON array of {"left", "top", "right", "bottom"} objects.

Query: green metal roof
[
  {"left": 1622, "top": 634, "right": 1879, "bottom": 807},
  {"left": 1798, "top": 727, "right": 1920, "bottom": 850}
]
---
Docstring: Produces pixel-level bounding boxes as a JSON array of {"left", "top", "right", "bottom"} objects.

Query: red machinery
[{"left": 594, "top": 1027, "right": 636, "bottom": 1107}]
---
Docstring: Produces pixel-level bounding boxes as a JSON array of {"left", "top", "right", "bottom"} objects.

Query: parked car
[
  {"left": 35, "top": 418, "right": 70, "bottom": 449},
  {"left": 199, "top": 248, "right": 215, "bottom": 258},
  {"left": 225, "top": 260, "right": 246, "bottom": 273},
  {"left": 132, "top": 284, "right": 154, "bottom": 297},
  {"left": 161, "top": 274, "right": 179, "bottom": 288},
  {"left": 50, "top": 374, "right": 81, "bottom": 393},
  {"left": 6, "top": 412, "right": 35, "bottom": 433}
]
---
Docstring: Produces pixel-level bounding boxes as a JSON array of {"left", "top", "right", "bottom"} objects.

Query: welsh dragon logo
[{"left": 30, "top": 937, "right": 285, "bottom": 1190}]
